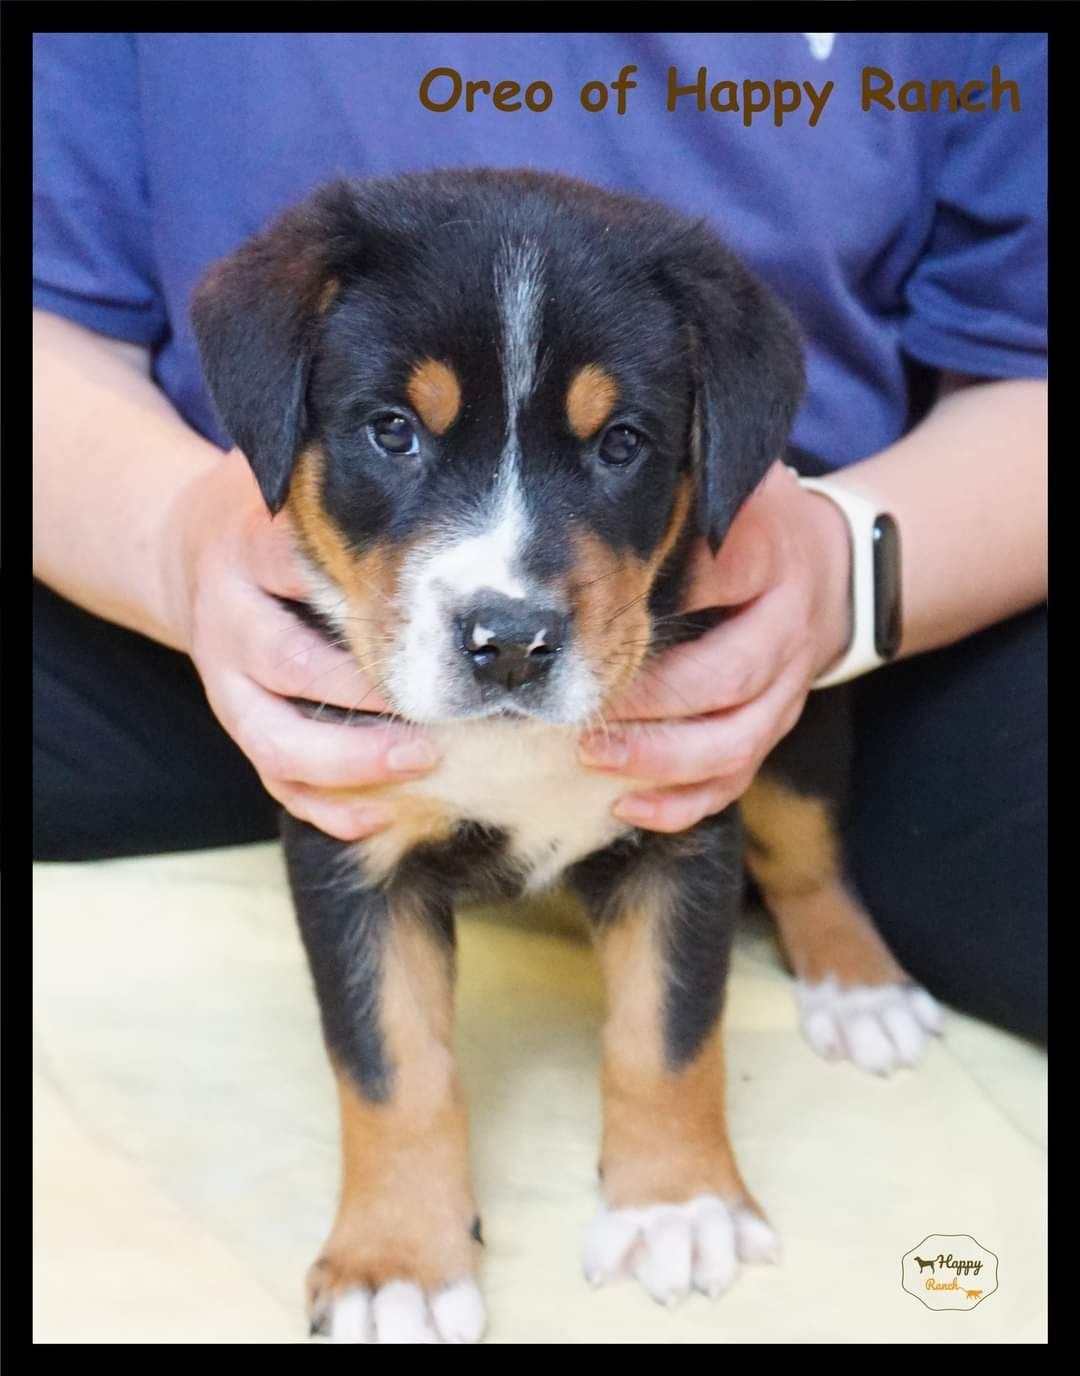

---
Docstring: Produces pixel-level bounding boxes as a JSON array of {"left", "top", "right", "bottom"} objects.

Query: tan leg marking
[
  {"left": 742, "top": 773, "right": 907, "bottom": 988},
  {"left": 594, "top": 878, "right": 757, "bottom": 1211},
  {"left": 308, "top": 902, "right": 479, "bottom": 1318}
]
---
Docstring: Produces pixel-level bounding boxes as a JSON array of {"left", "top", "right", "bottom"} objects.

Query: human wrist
[
  {"left": 157, "top": 455, "right": 223, "bottom": 656},
  {"left": 802, "top": 487, "right": 854, "bottom": 680}
]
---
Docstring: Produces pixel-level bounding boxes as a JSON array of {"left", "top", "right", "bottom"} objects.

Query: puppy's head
[{"left": 192, "top": 170, "right": 803, "bottom": 725}]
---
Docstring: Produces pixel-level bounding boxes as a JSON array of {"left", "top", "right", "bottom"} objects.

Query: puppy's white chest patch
[{"left": 403, "top": 719, "right": 636, "bottom": 891}]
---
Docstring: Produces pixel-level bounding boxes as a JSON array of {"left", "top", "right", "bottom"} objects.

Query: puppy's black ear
[
  {"left": 661, "top": 227, "right": 805, "bottom": 552},
  {"left": 190, "top": 183, "right": 365, "bottom": 513}
]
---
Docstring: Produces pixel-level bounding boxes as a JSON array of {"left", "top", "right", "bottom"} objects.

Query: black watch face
[{"left": 872, "top": 515, "right": 902, "bottom": 659}]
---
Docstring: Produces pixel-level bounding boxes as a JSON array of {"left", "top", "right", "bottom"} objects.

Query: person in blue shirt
[{"left": 33, "top": 32, "right": 1046, "bottom": 1043}]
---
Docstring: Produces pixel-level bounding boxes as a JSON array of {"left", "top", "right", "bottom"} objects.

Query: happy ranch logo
[{"left": 901, "top": 1235, "right": 998, "bottom": 1310}]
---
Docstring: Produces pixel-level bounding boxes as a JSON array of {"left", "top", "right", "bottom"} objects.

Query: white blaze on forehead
[
  {"left": 384, "top": 241, "right": 569, "bottom": 722},
  {"left": 413, "top": 470, "right": 531, "bottom": 602},
  {"left": 397, "top": 237, "right": 546, "bottom": 632},
  {"left": 494, "top": 237, "right": 546, "bottom": 454}
]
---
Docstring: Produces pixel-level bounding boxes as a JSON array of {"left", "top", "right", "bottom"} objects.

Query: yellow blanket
[{"left": 33, "top": 843, "right": 1047, "bottom": 1343}]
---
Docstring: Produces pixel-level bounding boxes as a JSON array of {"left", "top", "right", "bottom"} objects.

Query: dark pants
[{"left": 33, "top": 578, "right": 1047, "bottom": 1045}]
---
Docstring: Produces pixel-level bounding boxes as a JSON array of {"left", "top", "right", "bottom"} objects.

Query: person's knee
[{"left": 848, "top": 606, "right": 1046, "bottom": 1046}]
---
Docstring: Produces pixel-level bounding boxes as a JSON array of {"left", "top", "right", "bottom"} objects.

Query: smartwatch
[{"left": 792, "top": 472, "right": 903, "bottom": 689}]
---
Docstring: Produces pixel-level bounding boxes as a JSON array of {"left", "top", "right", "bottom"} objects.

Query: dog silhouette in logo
[
  {"left": 964, "top": 1288, "right": 983, "bottom": 1301},
  {"left": 914, "top": 1256, "right": 936, "bottom": 1274}
]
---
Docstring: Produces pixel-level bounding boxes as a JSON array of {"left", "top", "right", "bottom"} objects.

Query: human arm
[{"left": 33, "top": 309, "right": 438, "bottom": 841}]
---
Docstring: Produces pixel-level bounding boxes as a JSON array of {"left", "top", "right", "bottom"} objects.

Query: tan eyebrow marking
[
  {"left": 566, "top": 364, "right": 619, "bottom": 440},
  {"left": 406, "top": 359, "right": 463, "bottom": 436}
]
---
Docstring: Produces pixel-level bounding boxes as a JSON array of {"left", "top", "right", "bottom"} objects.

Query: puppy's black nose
[{"left": 458, "top": 597, "right": 568, "bottom": 692}]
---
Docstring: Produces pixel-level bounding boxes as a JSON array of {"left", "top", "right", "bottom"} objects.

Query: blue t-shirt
[{"left": 33, "top": 32, "right": 1047, "bottom": 468}]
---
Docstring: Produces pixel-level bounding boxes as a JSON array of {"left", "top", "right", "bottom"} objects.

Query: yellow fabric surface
[{"left": 33, "top": 843, "right": 1047, "bottom": 1343}]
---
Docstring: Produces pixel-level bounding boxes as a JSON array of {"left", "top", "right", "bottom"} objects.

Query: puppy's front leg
[
  {"left": 569, "top": 816, "right": 777, "bottom": 1307},
  {"left": 282, "top": 816, "right": 483, "bottom": 1344}
]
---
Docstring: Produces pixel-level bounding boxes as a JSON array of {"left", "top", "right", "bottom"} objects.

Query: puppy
[{"left": 191, "top": 168, "right": 942, "bottom": 1343}]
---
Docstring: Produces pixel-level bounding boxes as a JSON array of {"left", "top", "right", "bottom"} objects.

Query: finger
[
  {"left": 606, "top": 590, "right": 797, "bottom": 723},
  {"left": 608, "top": 671, "right": 809, "bottom": 830},
  {"left": 587, "top": 651, "right": 808, "bottom": 787},
  {"left": 243, "top": 589, "right": 393, "bottom": 712},
  {"left": 273, "top": 782, "right": 392, "bottom": 844},
  {"left": 612, "top": 777, "right": 742, "bottom": 833},
  {"left": 216, "top": 672, "right": 440, "bottom": 790},
  {"left": 580, "top": 715, "right": 749, "bottom": 789}
]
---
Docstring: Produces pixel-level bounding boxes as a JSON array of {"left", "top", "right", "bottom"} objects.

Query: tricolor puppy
[{"left": 192, "top": 169, "right": 942, "bottom": 1344}]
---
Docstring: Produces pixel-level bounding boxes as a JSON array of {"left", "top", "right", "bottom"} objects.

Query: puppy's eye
[
  {"left": 598, "top": 424, "right": 644, "bottom": 467},
  {"left": 369, "top": 413, "right": 419, "bottom": 456}
]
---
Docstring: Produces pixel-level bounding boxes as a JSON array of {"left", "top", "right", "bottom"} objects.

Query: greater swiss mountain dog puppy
[{"left": 191, "top": 168, "right": 943, "bottom": 1344}]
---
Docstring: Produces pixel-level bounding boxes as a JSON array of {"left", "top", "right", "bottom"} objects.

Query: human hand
[
  {"left": 577, "top": 461, "right": 852, "bottom": 832},
  {"left": 166, "top": 449, "right": 438, "bottom": 840}
]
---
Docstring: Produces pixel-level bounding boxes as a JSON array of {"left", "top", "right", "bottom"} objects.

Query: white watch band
[{"left": 792, "top": 471, "right": 890, "bottom": 689}]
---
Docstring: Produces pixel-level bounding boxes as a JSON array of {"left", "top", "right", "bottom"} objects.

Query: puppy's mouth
[
  {"left": 379, "top": 592, "right": 613, "bottom": 726},
  {"left": 386, "top": 662, "right": 600, "bottom": 728}
]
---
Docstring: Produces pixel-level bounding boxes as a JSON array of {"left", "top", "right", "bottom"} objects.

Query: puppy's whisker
[
  {"left": 571, "top": 564, "right": 625, "bottom": 593},
  {"left": 304, "top": 655, "right": 395, "bottom": 721},
  {"left": 271, "top": 637, "right": 356, "bottom": 673},
  {"left": 298, "top": 654, "right": 388, "bottom": 701},
  {"left": 279, "top": 646, "right": 394, "bottom": 713},
  {"left": 625, "top": 663, "right": 697, "bottom": 716},
  {"left": 346, "top": 675, "right": 396, "bottom": 714},
  {"left": 602, "top": 590, "right": 650, "bottom": 630},
  {"left": 341, "top": 563, "right": 397, "bottom": 609}
]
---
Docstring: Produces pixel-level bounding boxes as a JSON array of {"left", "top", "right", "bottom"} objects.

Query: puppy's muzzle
[{"left": 456, "top": 595, "right": 569, "bottom": 695}]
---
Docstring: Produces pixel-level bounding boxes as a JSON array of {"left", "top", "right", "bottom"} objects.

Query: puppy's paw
[
  {"left": 797, "top": 976, "right": 944, "bottom": 1074},
  {"left": 309, "top": 1271, "right": 486, "bottom": 1345},
  {"left": 582, "top": 1195, "right": 778, "bottom": 1306}
]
